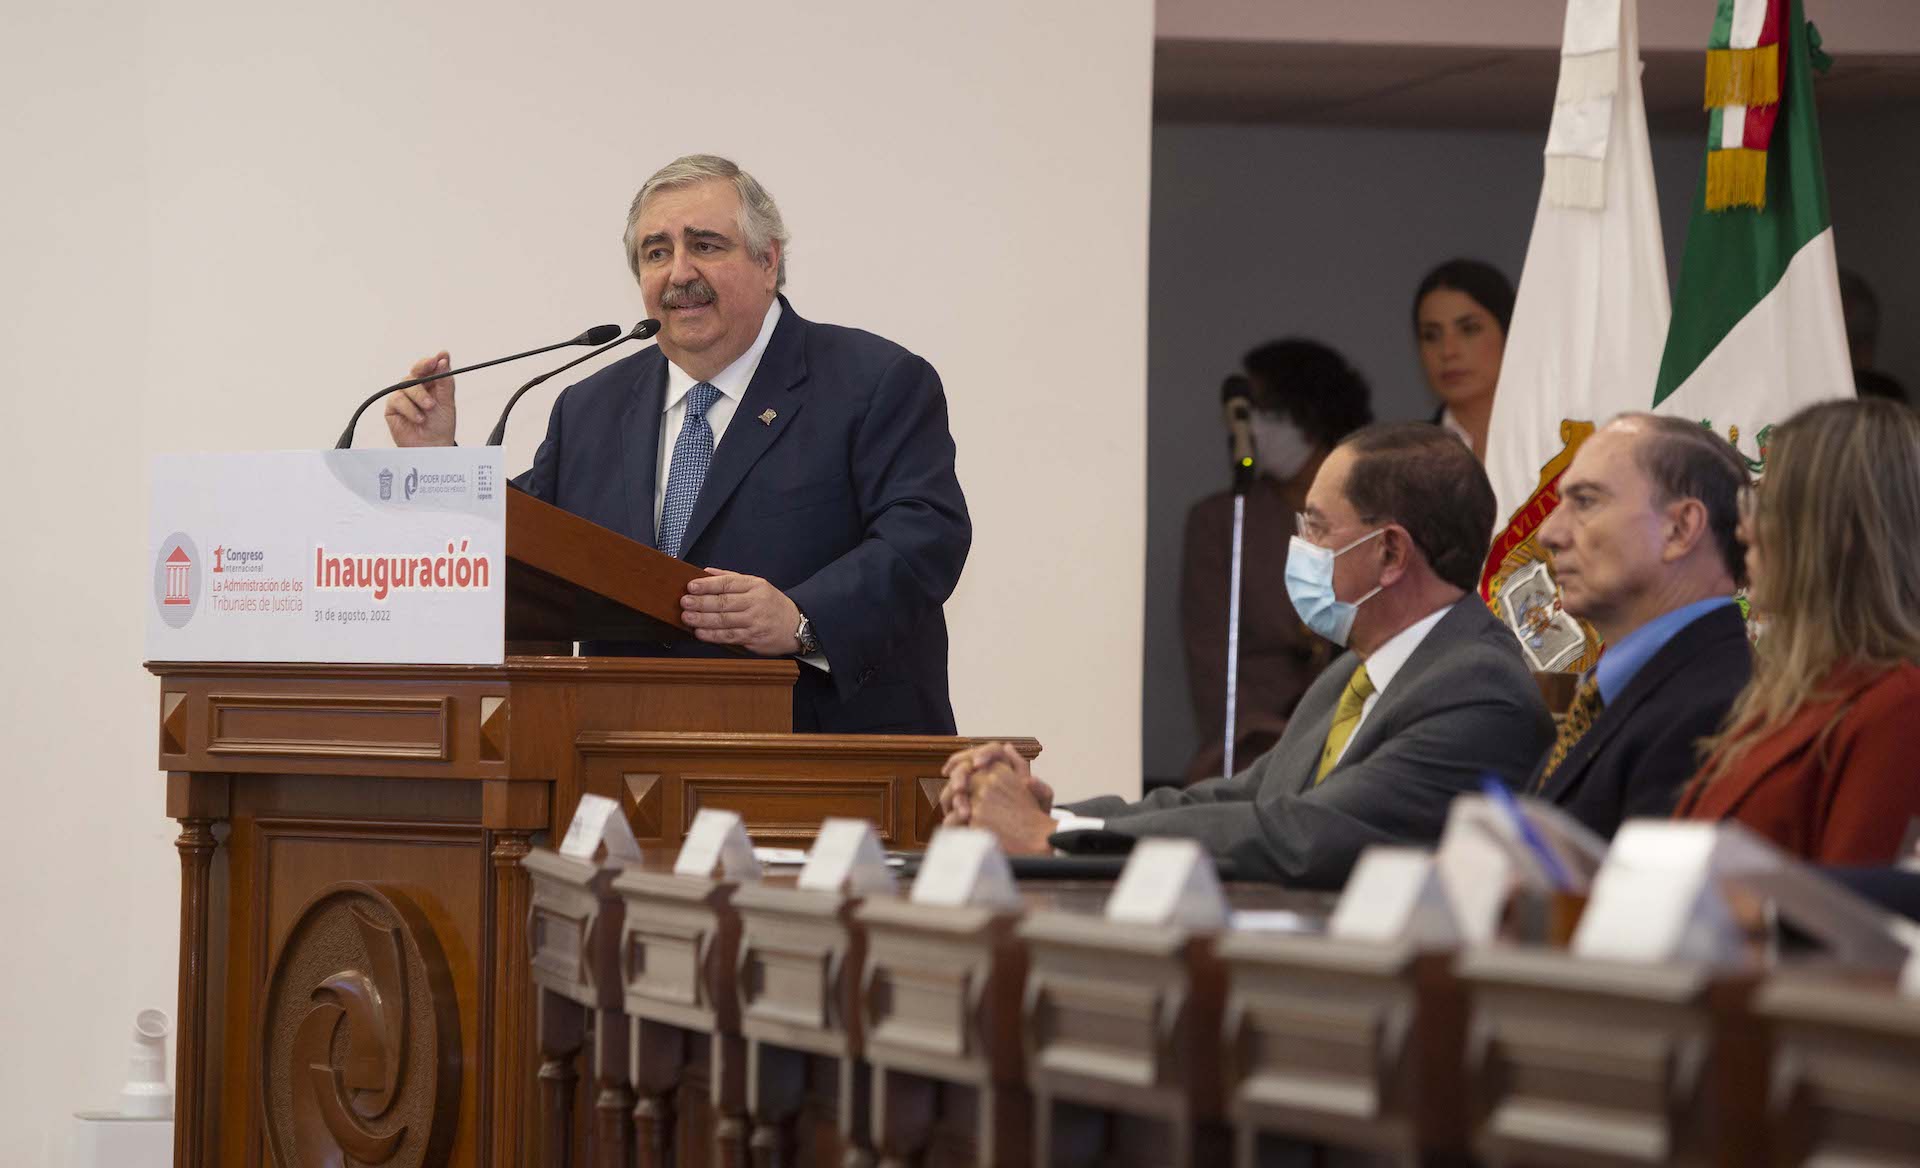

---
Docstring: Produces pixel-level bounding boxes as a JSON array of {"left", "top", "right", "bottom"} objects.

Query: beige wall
[{"left": 0, "top": 1, "right": 1153, "bottom": 1155}]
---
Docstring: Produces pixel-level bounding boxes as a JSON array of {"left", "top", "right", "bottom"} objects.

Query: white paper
[
  {"left": 674, "top": 809, "right": 762, "bottom": 881},
  {"left": 909, "top": 827, "right": 1020, "bottom": 909},
  {"left": 1227, "top": 910, "right": 1322, "bottom": 934},
  {"left": 1329, "top": 847, "right": 1460, "bottom": 948},
  {"left": 559, "top": 793, "right": 642, "bottom": 862},
  {"left": 753, "top": 848, "right": 810, "bottom": 866},
  {"left": 1105, "top": 839, "right": 1228, "bottom": 929},
  {"left": 147, "top": 448, "right": 505, "bottom": 664},
  {"left": 796, "top": 818, "right": 897, "bottom": 897}
]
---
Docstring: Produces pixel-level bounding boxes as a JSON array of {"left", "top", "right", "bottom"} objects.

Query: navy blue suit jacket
[
  {"left": 515, "top": 297, "right": 970, "bottom": 733},
  {"left": 1531, "top": 603, "right": 1753, "bottom": 838}
]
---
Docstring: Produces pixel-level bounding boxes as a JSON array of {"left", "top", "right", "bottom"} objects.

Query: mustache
[{"left": 660, "top": 278, "right": 716, "bottom": 309}]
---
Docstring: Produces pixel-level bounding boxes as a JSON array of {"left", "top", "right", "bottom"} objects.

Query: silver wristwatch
[{"left": 794, "top": 612, "right": 820, "bottom": 655}]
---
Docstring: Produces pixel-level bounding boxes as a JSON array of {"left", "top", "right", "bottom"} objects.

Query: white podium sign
[{"left": 147, "top": 448, "right": 506, "bottom": 664}]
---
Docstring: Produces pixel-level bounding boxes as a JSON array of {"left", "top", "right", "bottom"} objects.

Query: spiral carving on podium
[{"left": 261, "top": 882, "right": 460, "bottom": 1167}]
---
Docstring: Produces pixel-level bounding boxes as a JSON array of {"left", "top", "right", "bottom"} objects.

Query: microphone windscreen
[
  {"left": 634, "top": 318, "right": 662, "bottom": 339},
  {"left": 1221, "top": 374, "right": 1252, "bottom": 404},
  {"left": 580, "top": 323, "right": 623, "bottom": 345}
]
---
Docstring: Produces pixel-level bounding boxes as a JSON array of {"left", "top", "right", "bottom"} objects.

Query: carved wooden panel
[
  {"left": 259, "top": 882, "right": 461, "bottom": 1168},
  {"left": 1019, "top": 910, "right": 1226, "bottom": 1123},
  {"left": 685, "top": 778, "right": 892, "bottom": 845},
  {"left": 611, "top": 870, "right": 742, "bottom": 1035},
  {"left": 524, "top": 849, "right": 625, "bottom": 1012},
  {"left": 1756, "top": 971, "right": 1920, "bottom": 1166},
  {"left": 858, "top": 900, "right": 1026, "bottom": 1083},
  {"left": 732, "top": 885, "right": 866, "bottom": 1059},
  {"left": 209, "top": 693, "right": 452, "bottom": 761},
  {"left": 1460, "top": 949, "right": 1764, "bottom": 1167},
  {"left": 1216, "top": 934, "right": 1467, "bottom": 1159},
  {"left": 250, "top": 809, "right": 486, "bottom": 1167}
]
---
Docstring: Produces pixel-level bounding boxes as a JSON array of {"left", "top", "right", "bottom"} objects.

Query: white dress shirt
[{"left": 1050, "top": 600, "right": 1457, "bottom": 836}]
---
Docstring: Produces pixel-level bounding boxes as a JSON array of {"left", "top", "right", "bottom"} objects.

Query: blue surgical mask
[{"left": 1285, "top": 529, "right": 1385, "bottom": 646}]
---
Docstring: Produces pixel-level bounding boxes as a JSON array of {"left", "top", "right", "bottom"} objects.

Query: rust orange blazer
[{"left": 1676, "top": 661, "right": 1920, "bottom": 865}]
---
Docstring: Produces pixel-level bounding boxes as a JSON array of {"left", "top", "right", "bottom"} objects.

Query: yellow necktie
[
  {"left": 1535, "top": 679, "right": 1604, "bottom": 791},
  {"left": 1316, "top": 663, "right": 1375, "bottom": 783}
]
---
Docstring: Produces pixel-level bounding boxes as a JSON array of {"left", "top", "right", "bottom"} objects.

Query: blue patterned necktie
[{"left": 656, "top": 382, "right": 721, "bottom": 558}]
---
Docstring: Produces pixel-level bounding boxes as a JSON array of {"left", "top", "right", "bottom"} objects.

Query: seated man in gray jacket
[{"left": 942, "top": 422, "right": 1555, "bottom": 888}]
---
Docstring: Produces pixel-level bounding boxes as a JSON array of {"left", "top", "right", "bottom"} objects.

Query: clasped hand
[{"left": 937, "top": 741, "right": 1058, "bottom": 855}]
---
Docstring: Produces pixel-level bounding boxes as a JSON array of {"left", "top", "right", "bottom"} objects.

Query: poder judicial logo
[{"left": 153, "top": 532, "right": 203, "bottom": 628}]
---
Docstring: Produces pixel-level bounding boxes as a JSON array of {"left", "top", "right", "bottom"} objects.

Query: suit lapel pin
[{"left": 758, "top": 408, "right": 778, "bottom": 426}]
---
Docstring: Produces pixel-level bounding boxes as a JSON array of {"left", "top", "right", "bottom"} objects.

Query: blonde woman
[{"left": 1677, "top": 398, "right": 1920, "bottom": 863}]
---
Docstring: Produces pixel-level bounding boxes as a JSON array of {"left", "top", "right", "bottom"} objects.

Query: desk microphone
[
  {"left": 486, "top": 319, "right": 661, "bottom": 446},
  {"left": 333, "top": 322, "right": 624, "bottom": 448}
]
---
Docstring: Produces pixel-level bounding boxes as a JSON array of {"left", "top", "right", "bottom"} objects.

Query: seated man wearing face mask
[
  {"left": 1178, "top": 340, "right": 1374, "bottom": 784},
  {"left": 944, "top": 422, "right": 1556, "bottom": 888}
]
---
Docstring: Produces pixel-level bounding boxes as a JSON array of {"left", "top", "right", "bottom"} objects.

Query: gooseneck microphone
[
  {"left": 1221, "top": 374, "right": 1257, "bottom": 494},
  {"left": 486, "top": 319, "right": 661, "bottom": 446},
  {"left": 334, "top": 323, "right": 625, "bottom": 449}
]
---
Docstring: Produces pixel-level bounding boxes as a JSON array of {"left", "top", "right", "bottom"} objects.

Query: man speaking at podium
[{"left": 385, "top": 155, "right": 971, "bottom": 734}]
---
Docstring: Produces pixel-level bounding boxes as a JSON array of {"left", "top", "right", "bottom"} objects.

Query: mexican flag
[
  {"left": 1480, "top": 0, "right": 1670, "bottom": 672},
  {"left": 1653, "top": 0, "right": 1854, "bottom": 457}
]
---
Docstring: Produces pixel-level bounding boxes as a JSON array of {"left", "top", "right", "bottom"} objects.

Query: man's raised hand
[{"left": 385, "top": 351, "right": 458, "bottom": 447}]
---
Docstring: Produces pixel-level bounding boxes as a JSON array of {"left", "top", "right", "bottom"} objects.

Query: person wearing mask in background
[
  {"left": 1179, "top": 340, "right": 1374, "bottom": 784},
  {"left": 1678, "top": 399, "right": 1920, "bottom": 863},
  {"left": 1413, "top": 258, "right": 1514, "bottom": 461}
]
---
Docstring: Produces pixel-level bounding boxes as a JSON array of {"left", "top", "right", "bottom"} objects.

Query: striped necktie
[
  {"left": 1315, "top": 663, "right": 1375, "bottom": 783},
  {"left": 656, "top": 382, "right": 721, "bottom": 559},
  {"left": 1535, "top": 679, "right": 1604, "bottom": 791}
]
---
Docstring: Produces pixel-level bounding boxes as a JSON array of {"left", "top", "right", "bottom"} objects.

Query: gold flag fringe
[
  {"left": 1704, "top": 46, "right": 1780, "bottom": 108},
  {"left": 1706, "top": 148, "right": 1768, "bottom": 210}
]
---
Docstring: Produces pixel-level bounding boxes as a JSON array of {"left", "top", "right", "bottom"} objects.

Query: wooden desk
[
  {"left": 1017, "top": 889, "right": 1329, "bottom": 1168},
  {"left": 731, "top": 880, "right": 875, "bottom": 1167},
  {"left": 1217, "top": 933, "right": 1469, "bottom": 1167},
  {"left": 1755, "top": 969, "right": 1920, "bottom": 1165},
  {"left": 1458, "top": 947, "right": 1767, "bottom": 1167}
]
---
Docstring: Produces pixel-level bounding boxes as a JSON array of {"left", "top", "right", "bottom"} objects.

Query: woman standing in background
[{"left": 1413, "top": 258, "right": 1514, "bottom": 461}]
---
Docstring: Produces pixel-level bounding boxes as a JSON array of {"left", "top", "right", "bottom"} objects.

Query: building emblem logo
[
  {"left": 154, "top": 532, "right": 204, "bottom": 628},
  {"left": 378, "top": 468, "right": 393, "bottom": 501},
  {"left": 404, "top": 468, "right": 419, "bottom": 501}
]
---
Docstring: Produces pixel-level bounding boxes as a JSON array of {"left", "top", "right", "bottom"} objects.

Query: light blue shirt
[{"left": 1591, "top": 597, "right": 1737, "bottom": 704}]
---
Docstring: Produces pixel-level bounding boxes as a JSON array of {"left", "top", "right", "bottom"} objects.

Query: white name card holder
[
  {"left": 796, "top": 818, "right": 898, "bottom": 898},
  {"left": 558, "top": 793, "right": 644, "bottom": 864},
  {"left": 1105, "top": 838, "right": 1228, "bottom": 930},
  {"left": 1434, "top": 794, "right": 1608, "bottom": 944},
  {"left": 674, "top": 809, "right": 763, "bottom": 882},
  {"left": 1570, "top": 820, "right": 1911, "bottom": 970},
  {"left": 909, "top": 827, "right": 1021, "bottom": 910},
  {"left": 1328, "top": 846, "right": 1461, "bottom": 948}
]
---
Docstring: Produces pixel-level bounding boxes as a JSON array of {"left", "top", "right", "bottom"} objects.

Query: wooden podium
[{"left": 149, "top": 490, "right": 991, "bottom": 1167}]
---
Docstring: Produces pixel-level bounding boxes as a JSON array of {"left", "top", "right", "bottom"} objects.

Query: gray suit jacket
[{"left": 1064, "top": 598, "right": 1555, "bottom": 888}]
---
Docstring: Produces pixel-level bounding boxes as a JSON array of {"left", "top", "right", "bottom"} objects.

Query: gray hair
[
  {"left": 1612, "top": 412, "right": 1751, "bottom": 586},
  {"left": 623, "top": 154, "right": 789, "bottom": 288}
]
